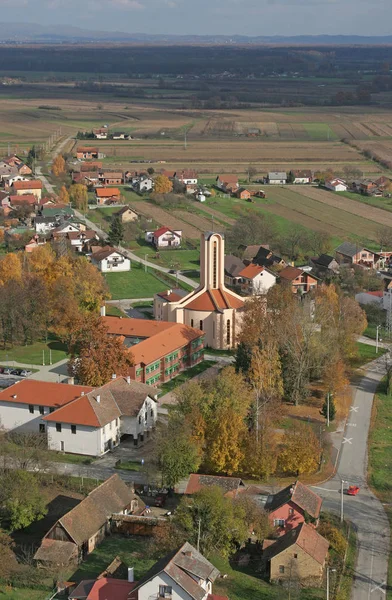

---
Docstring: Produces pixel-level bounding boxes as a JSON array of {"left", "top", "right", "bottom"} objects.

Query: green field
[
  {"left": 0, "top": 587, "right": 50, "bottom": 600},
  {"left": 0, "top": 337, "right": 68, "bottom": 366},
  {"left": 302, "top": 122, "right": 338, "bottom": 141},
  {"left": 351, "top": 342, "right": 387, "bottom": 367},
  {"left": 104, "top": 265, "right": 169, "bottom": 299}
]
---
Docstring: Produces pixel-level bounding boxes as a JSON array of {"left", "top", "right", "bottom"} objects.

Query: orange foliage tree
[
  {"left": 154, "top": 175, "right": 173, "bottom": 195},
  {"left": 52, "top": 155, "right": 66, "bottom": 177}
]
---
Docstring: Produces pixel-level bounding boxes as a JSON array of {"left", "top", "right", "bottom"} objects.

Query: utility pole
[
  {"left": 184, "top": 128, "right": 187, "bottom": 151},
  {"left": 340, "top": 479, "right": 345, "bottom": 523},
  {"left": 376, "top": 324, "right": 381, "bottom": 353},
  {"left": 197, "top": 518, "right": 201, "bottom": 553},
  {"left": 326, "top": 567, "right": 336, "bottom": 600},
  {"left": 327, "top": 393, "right": 330, "bottom": 427}
]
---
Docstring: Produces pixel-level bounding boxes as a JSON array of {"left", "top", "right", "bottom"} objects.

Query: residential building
[
  {"left": 236, "top": 187, "right": 252, "bottom": 200},
  {"left": 35, "top": 215, "right": 59, "bottom": 234},
  {"left": 67, "top": 230, "right": 99, "bottom": 252},
  {"left": 112, "top": 132, "right": 129, "bottom": 140},
  {"left": 238, "top": 244, "right": 266, "bottom": 262},
  {"left": 279, "top": 266, "right": 318, "bottom": 294},
  {"left": 34, "top": 475, "right": 142, "bottom": 566},
  {"left": 76, "top": 147, "right": 99, "bottom": 160},
  {"left": 12, "top": 179, "right": 43, "bottom": 200},
  {"left": 325, "top": 178, "right": 347, "bottom": 192},
  {"left": 375, "top": 175, "right": 392, "bottom": 189},
  {"left": 290, "top": 170, "right": 313, "bottom": 184},
  {"left": 81, "top": 161, "right": 103, "bottom": 172},
  {"left": 9, "top": 193, "right": 36, "bottom": 208},
  {"left": 98, "top": 171, "right": 124, "bottom": 185},
  {"left": 359, "top": 180, "right": 377, "bottom": 196},
  {"left": 145, "top": 226, "right": 182, "bottom": 248},
  {"left": 154, "top": 232, "right": 245, "bottom": 350},
  {"left": 71, "top": 578, "right": 135, "bottom": 600},
  {"left": 115, "top": 206, "right": 139, "bottom": 223},
  {"left": 335, "top": 242, "right": 380, "bottom": 268},
  {"left": 178, "top": 474, "right": 245, "bottom": 497},
  {"left": 237, "top": 263, "right": 277, "bottom": 295},
  {"left": 310, "top": 253, "right": 339, "bottom": 275},
  {"left": 102, "top": 314, "right": 205, "bottom": 387},
  {"left": 264, "top": 481, "right": 322, "bottom": 535},
  {"left": 252, "top": 246, "right": 286, "bottom": 269},
  {"left": 262, "top": 523, "right": 329, "bottom": 585},
  {"left": 40, "top": 204, "right": 74, "bottom": 219},
  {"left": 129, "top": 542, "right": 221, "bottom": 600},
  {"left": 216, "top": 174, "right": 239, "bottom": 192},
  {"left": 91, "top": 246, "right": 131, "bottom": 272},
  {"left": 268, "top": 172, "right": 287, "bottom": 185},
  {"left": 224, "top": 254, "right": 246, "bottom": 287},
  {"left": 95, "top": 187, "right": 121, "bottom": 205},
  {"left": 1, "top": 155, "right": 32, "bottom": 176},
  {"left": 175, "top": 169, "right": 198, "bottom": 185},
  {"left": 355, "top": 290, "right": 384, "bottom": 306},
  {"left": 25, "top": 235, "right": 46, "bottom": 253},
  {"left": 136, "top": 177, "right": 154, "bottom": 193},
  {"left": 93, "top": 128, "right": 108, "bottom": 139}
]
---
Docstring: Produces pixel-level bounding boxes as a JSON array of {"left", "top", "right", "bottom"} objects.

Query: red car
[{"left": 347, "top": 485, "right": 360, "bottom": 496}]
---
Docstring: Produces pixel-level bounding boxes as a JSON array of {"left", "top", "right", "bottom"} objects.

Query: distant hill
[{"left": 1, "top": 24, "right": 392, "bottom": 45}]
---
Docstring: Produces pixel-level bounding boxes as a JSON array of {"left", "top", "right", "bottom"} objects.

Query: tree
[
  {"left": 303, "top": 230, "right": 332, "bottom": 256},
  {"left": 0, "top": 253, "right": 22, "bottom": 286},
  {"left": 108, "top": 215, "right": 124, "bottom": 245},
  {"left": 376, "top": 225, "right": 392, "bottom": 251},
  {"left": 69, "top": 184, "right": 88, "bottom": 212},
  {"left": 279, "top": 226, "right": 304, "bottom": 261},
  {"left": 287, "top": 171, "right": 295, "bottom": 184},
  {"left": 154, "top": 175, "right": 173, "bottom": 195},
  {"left": 59, "top": 185, "right": 70, "bottom": 204},
  {"left": 0, "top": 470, "right": 47, "bottom": 530},
  {"left": 233, "top": 494, "right": 272, "bottom": 540},
  {"left": 321, "top": 394, "right": 336, "bottom": 422},
  {"left": 11, "top": 201, "right": 34, "bottom": 222},
  {"left": 0, "top": 529, "right": 19, "bottom": 581},
  {"left": 147, "top": 167, "right": 155, "bottom": 175},
  {"left": 278, "top": 422, "right": 320, "bottom": 475},
  {"left": 0, "top": 431, "right": 49, "bottom": 472},
  {"left": 342, "top": 165, "right": 363, "bottom": 180},
  {"left": 247, "top": 165, "right": 257, "bottom": 182},
  {"left": 227, "top": 213, "right": 277, "bottom": 254},
  {"left": 156, "top": 430, "right": 201, "bottom": 488},
  {"left": 173, "top": 487, "right": 248, "bottom": 557},
  {"left": 52, "top": 154, "right": 66, "bottom": 177}
]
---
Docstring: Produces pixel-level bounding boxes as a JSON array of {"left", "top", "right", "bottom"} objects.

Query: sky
[{"left": 0, "top": 0, "right": 390, "bottom": 37}]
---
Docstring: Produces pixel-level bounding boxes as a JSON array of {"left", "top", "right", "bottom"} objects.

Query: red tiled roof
[
  {"left": 367, "top": 291, "right": 383, "bottom": 297},
  {"left": 9, "top": 194, "right": 36, "bottom": 205},
  {"left": 218, "top": 174, "right": 238, "bottom": 183},
  {"left": 13, "top": 180, "right": 42, "bottom": 190},
  {"left": 263, "top": 522, "right": 329, "bottom": 565},
  {"left": 77, "top": 147, "right": 98, "bottom": 153},
  {"left": 238, "top": 263, "right": 264, "bottom": 279},
  {"left": 103, "top": 316, "right": 174, "bottom": 338},
  {"left": 43, "top": 393, "right": 109, "bottom": 427},
  {"left": 279, "top": 266, "right": 304, "bottom": 281},
  {"left": 157, "top": 291, "right": 184, "bottom": 302},
  {"left": 87, "top": 578, "right": 136, "bottom": 600},
  {"left": 0, "top": 380, "right": 92, "bottom": 408},
  {"left": 96, "top": 187, "right": 121, "bottom": 197},
  {"left": 185, "top": 289, "right": 244, "bottom": 311},
  {"left": 207, "top": 595, "right": 229, "bottom": 600},
  {"left": 153, "top": 226, "right": 181, "bottom": 238}
]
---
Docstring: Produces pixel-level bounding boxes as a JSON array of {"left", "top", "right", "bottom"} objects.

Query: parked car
[
  {"left": 20, "top": 370, "right": 32, "bottom": 377},
  {"left": 347, "top": 485, "right": 360, "bottom": 496},
  {"left": 3, "top": 368, "right": 12, "bottom": 375},
  {"left": 11, "top": 369, "right": 21, "bottom": 376}
]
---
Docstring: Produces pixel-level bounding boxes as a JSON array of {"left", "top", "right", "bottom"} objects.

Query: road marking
[
  {"left": 370, "top": 580, "right": 386, "bottom": 595},
  {"left": 342, "top": 437, "right": 353, "bottom": 444},
  {"left": 347, "top": 423, "right": 357, "bottom": 427},
  {"left": 350, "top": 406, "right": 359, "bottom": 412},
  {"left": 311, "top": 486, "right": 338, "bottom": 492}
]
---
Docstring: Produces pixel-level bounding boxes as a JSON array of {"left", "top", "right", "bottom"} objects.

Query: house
[
  {"left": 102, "top": 314, "right": 205, "bottom": 387},
  {"left": 9, "top": 194, "right": 37, "bottom": 208},
  {"left": 112, "top": 132, "right": 129, "bottom": 140},
  {"left": 0, "top": 155, "right": 32, "bottom": 176},
  {"left": 72, "top": 172, "right": 100, "bottom": 186},
  {"left": 359, "top": 180, "right": 377, "bottom": 196},
  {"left": 310, "top": 254, "right": 339, "bottom": 275},
  {"left": 81, "top": 161, "right": 103, "bottom": 172},
  {"left": 136, "top": 177, "right": 154, "bottom": 193},
  {"left": 145, "top": 226, "right": 182, "bottom": 248},
  {"left": 216, "top": 174, "right": 239, "bottom": 192},
  {"left": 161, "top": 170, "right": 176, "bottom": 179},
  {"left": 335, "top": 242, "right": 380, "bottom": 268},
  {"left": 264, "top": 481, "right": 322, "bottom": 535},
  {"left": 0, "top": 380, "right": 92, "bottom": 435},
  {"left": 262, "top": 522, "right": 329, "bottom": 585},
  {"left": 95, "top": 187, "right": 121, "bottom": 205},
  {"left": 25, "top": 235, "right": 46, "bottom": 253},
  {"left": 40, "top": 204, "right": 74, "bottom": 219},
  {"left": 98, "top": 171, "right": 124, "bottom": 185},
  {"left": 154, "top": 232, "right": 245, "bottom": 350},
  {"left": 35, "top": 215, "right": 59, "bottom": 234},
  {"left": 279, "top": 266, "right": 318, "bottom": 294},
  {"left": 253, "top": 246, "right": 286, "bottom": 270},
  {"left": 375, "top": 175, "right": 392, "bottom": 189},
  {"left": 178, "top": 474, "right": 245, "bottom": 497},
  {"left": 224, "top": 254, "right": 246, "bottom": 287},
  {"left": 67, "top": 230, "right": 99, "bottom": 252},
  {"left": 91, "top": 246, "right": 131, "bottom": 272},
  {"left": 93, "top": 128, "right": 108, "bottom": 139},
  {"left": 238, "top": 244, "right": 265, "bottom": 262},
  {"left": 34, "top": 475, "right": 142, "bottom": 565},
  {"left": 115, "top": 206, "right": 139, "bottom": 223},
  {"left": 12, "top": 179, "right": 43, "bottom": 201},
  {"left": 289, "top": 170, "right": 312, "bottom": 184},
  {"left": 325, "top": 178, "right": 347, "bottom": 192},
  {"left": 355, "top": 290, "right": 384, "bottom": 306},
  {"left": 76, "top": 147, "right": 99, "bottom": 160},
  {"left": 175, "top": 169, "right": 198, "bottom": 185},
  {"left": 129, "top": 542, "right": 220, "bottom": 600},
  {"left": 43, "top": 375, "right": 159, "bottom": 451},
  {"left": 268, "top": 172, "right": 287, "bottom": 185},
  {"left": 70, "top": 578, "right": 135, "bottom": 600},
  {"left": 237, "top": 263, "right": 277, "bottom": 295},
  {"left": 236, "top": 187, "right": 252, "bottom": 200}
]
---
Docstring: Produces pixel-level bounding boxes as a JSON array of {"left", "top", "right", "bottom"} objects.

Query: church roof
[{"left": 185, "top": 289, "right": 244, "bottom": 312}]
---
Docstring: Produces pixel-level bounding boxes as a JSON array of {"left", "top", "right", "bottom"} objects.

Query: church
[{"left": 154, "top": 232, "right": 245, "bottom": 350}]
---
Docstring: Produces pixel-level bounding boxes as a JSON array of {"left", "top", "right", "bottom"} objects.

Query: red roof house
[{"left": 264, "top": 481, "right": 322, "bottom": 535}]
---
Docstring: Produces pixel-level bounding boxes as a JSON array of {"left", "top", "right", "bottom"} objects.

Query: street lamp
[
  {"left": 327, "top": 566, "right": 337, "bottom": 600},
  {"left": 340, "top": 479, "right": 348, "bottom": 523},
  {"left": 376, "top": 324, "right": 382, "bottom": 354}
]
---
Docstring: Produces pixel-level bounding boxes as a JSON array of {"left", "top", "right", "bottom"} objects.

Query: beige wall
[{"left": 270, "top": 546, "right": 324, "bottom": 585}]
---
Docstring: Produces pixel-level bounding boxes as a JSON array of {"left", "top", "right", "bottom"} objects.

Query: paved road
[{"left": 312, "top": 356, "right": 390, "bottom": 600}]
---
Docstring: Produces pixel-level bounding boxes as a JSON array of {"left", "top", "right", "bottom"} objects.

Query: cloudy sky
[{"left": 0, "top": 0, "right": 388, "bottom": 36}]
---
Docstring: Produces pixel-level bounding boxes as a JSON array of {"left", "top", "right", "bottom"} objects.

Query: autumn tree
[
  {"left": 376, "top": 225, "right": 392, "bottom": 251},
  {"left": 227, "top": 213, "right": 277, "bottom": 255},
  {"left": 0, "top": 253, "right": 22, "bottom": 286},
  {"left": 0, "top": 529, "right": 19, "bottom": 582},
  {"left": 278, "top": 422, "right": 320, "bottom": 475},
  {"left": 154, "top": 175, "right": 173, "bottom": 195},
  {"left": 69, "top": 183, "right": 88, "bottom": 212},
  {"left": 58, "top": 185, "right": 70, "bottom": 204},
  {"left": 247, "top": 164, "right": 257, "bottom": 182},
  {"left": 52, "top": 154, "right": 66, "bottom": 177}
]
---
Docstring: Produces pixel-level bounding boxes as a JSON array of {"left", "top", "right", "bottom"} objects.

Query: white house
[
  {"left": 176, "top": 169, "right": 198, "bottom": 185},
  {"left": 216, "top": 174, "right": 239, "bottom": 192},
  {"left": 67, "top": 230, "right": 99, "bottom": 252},
  {"left": 35, "top": 216, "right": 59, "bottom": 234},
  {"left": 145, "top": 226, "right": 182, "bottom": 248},
  {"left": 237, "top": 263, "right": 277, "bottom": 295},
  {"left": 268, "top": 172, "right": 287, "bottom": 185},
  {"left": 325, "top": 178, "right": 348, "bottom": 192},
  {"left": 8, "top": 175, "right": 30, "bottom": 186},
  {"left": 131, "top": 542, "right": 221, "bottom": 600},
  {"left": 136, "top": 178, "right": 154, "bottom": 193},
  {"left": 91, "top": 246, "right": 131, "bottom": 272},
  {"left": 290, "top": 170, "right": 313, "bottom": 184}
]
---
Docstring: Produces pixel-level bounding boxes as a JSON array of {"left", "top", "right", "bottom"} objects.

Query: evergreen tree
[
  {"left": 108, "top": 215, "right": 124, "bottom": 245},
  {"left": 234, "top": 341, "right": 253, "bottom": 374},
  {"left": 321, "top": 394, "right": 336, "bottom": 422}
]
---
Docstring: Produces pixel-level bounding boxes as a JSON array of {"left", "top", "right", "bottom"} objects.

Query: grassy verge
[
  {"left": 350, "top": 341, "right": 387, "bottom": 368},
  {"left": 336, "top": 523, "right": 358, "bottom": 600},
  {"left": 159, "top": 360, "right": 216, "bottom": 395},
  {"left": 0, "top": 587, "right": 52, "bottom": 600},
  {"left": 204, "top": 348, "right": 235, "bottom": 357},
  {"left": 105, "top": 304, "right": 128, "bottom": 318},
  {"left": 368, "top": 380, "right": 392, "bottom": 599},
  {"left": 115, "top": 459, "right": 143, "bottom": 472},
  {"left": 0, "top": 336, "right": 68, "bottom": 366},
  {"left": 47, "top": 451, "right": 93, "bottom": 465}
]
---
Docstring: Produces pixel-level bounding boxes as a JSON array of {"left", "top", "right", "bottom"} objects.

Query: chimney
[
  {"left": 12, "top": 394, "right": 17, "bottom": 399},
  {"left": 100, "top": 305, "right": 106, "bottom": 317},
  {"left": 96, "top": 394, "right": 101, "bottom": 404},
  {"left": 112, "top": 373, "right": 117, "bottom": 379},
  {"left": 126, "top": 376, "right": 131, "bottom": 385},
  {"left": 127, "top": 567, "right": 134, "bottom": 583},
  {"left": 68, "top": 377, "right": 75, "bottom": 386}
]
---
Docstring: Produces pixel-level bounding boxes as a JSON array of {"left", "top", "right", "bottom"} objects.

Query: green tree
[
  {"left": 108, "top": 215, "right": 124, "bottom": 246},
  {"left": 0, "top": 471, "right": 47, "bottom": 530},
  {"left": 174, "top": 486, "right": 248, "bottom": 557},
  {"left": 321, "top": 394, "right": 336, "bottom": 422},
  {"left": 69, "top": 184, "right": 88, "bottom": 212},
  {"left": 157, "top": 431, "right": 201, "bottom": 488}
]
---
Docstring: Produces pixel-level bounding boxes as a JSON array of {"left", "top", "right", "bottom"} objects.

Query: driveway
[{"left": 312, "top": 355, "right": 390, "bottom": 599}]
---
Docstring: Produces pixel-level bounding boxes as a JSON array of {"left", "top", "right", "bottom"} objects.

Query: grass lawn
[
  {"left": 0, "top": 587, "right": 52, "bottom": 600},
  {"left": 368, "top": 380, "right": 392, "bottom": 599},
  {"left": 47, "top": 451, "right": 93, "bottom": 465},
  {"left": 350, "top": 341, "right": 387, "bottom": 368},
  {"left": 105, "top": 304, "right": 128, "bottom": 318},
  {"left": 115, "top": 459, "right": 143, "bottom": 472},
  {"left": 0, "top": 336, "right": 68, "bottom": 366},
  {"left": 69, "top": 535, "right": 156, "bottom": 582},
  {"left": 159, "top": 360, "right": 216, "bottom": 395},
  {"left": 302, "top": 122, "right": 338, "bottom": 141},
  {"left": 104, "top": 264, "right": 169, "bottom": 300},
  {"left": 130, "top": 245, "right": 200, "bottom": 273}
]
